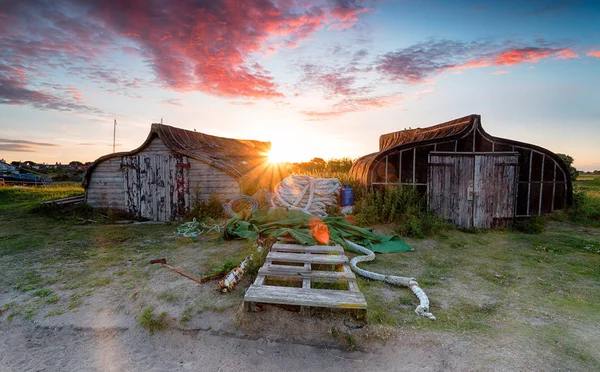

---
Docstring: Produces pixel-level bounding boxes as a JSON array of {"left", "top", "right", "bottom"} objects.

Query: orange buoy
[{"left": 309, "top": 217, "right": 330, "bottom": 244}]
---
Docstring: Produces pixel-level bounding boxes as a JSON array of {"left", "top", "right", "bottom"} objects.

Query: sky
[{"left": 1, "top": 0, "right": 599, "bottom": 170}]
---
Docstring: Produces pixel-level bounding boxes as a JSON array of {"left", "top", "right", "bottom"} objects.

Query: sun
[{"left": 267, "top": 148, "right": 288, "bottom": 164}]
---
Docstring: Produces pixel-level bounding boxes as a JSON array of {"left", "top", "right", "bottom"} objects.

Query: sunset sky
[{"left": 1, "top": 0, "right": 599, "bottom": 170}]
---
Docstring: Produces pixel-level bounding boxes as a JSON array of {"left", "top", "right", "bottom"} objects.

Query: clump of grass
[
  {"left": 245, "top": 239, "right": 268, "bottom": 281},
  {"left": 34, "top": 289, "right": 54, "bottom": 297},
  {"left": 45, "top": 295, "right": 60, "bottom": 304},
  {"left": 45, "top": 309, "right": 66, "bottom": 317},
  {"left": 139, "top": 306, "right": 168, "bottom": 334},
  {"left": 354, "top": 185, "right": 451, "bottom": 238},
  {"left": 514, "top": 216, "right": 547, "bottom": 234},
  {"left": 88, "top": 276, "right": 111, "bottom": 287},
  {"left": 157, "top": 292, "right": 180, "bottom": 303},
  {"left": 180, "top": 307, "right": 193, "bottom": 323},
  {"left": 568, "top": 186, "right": 600, "bottom": 226},
  {"left": 187, "top": 192, "right": 224, "bottom": 221}
]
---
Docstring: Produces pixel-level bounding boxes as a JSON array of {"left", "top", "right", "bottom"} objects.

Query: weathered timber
[
  {"left": 244, "top": 243, "right": 367, "bottom": 317},
  {"left": 42, "top": 195, "right": 85, "bottom": 206},
  {"left": 351, "top": 114, "right": 572, "bottom": 225},
  {"left": 244, "top": 286, "right": 367, "bottom": 309},
  {"left": 266, "top": 252, "right": 348, "bottom": 265},
  {"left": 85, "top": 125, "right": 269, "bottom": 221},
  {"left": 270, "top": 243, "right": 345, "bottom": 254},
  {"left": 428, "top": 153, "right": 519, "bottom": 228}
]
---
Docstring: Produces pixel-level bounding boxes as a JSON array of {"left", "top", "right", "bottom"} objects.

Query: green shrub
[
  {"left": 354, "top": 185, "right": 450, "bottom": 237},
  {"left": 557, "top": 153, "right": 579, "bottom": 182},
  {"left": 188, "top": 193, "right": 224, "bottom": 220},
  {"left": 514, "top": 216, "right": 547, "bottom": 234},
  {"left": 138, "top": 306, "right": 168, "bottom": 334},
  {"left": 568, "top": 186, "right": 600, "bottom": 226}
]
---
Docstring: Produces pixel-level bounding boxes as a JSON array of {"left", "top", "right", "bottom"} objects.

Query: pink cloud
[
  {"left": 587, "top": 50, "right": 600, "bottom": 58},
  {"left": 492, "top": 70, "right": 510, "bottom": 75},
  {"left": 1, "top": 0, "right": 371, "bottom": 105},
  {"left": 302, "top": 93, "right": 403, "bottom": 120},
  {"left": 86, "top": 0, "right": 370, "bottom": 99},
  {"left": 554, "top": 49, "right": 579, "bottom": 59},
  {"left": 377, "top": 40, "right": 581, "bottom": 84},
  {"left": 493, "top": 47, "right": 558, "bottom": 65}
]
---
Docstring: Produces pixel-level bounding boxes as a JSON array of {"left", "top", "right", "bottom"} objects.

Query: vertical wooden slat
[
  {"left": 412, "top": 148, "right": 416, "bottom": 186},
  {"left": 385, "top": 156, "right": 388, "bottom": 184},
  {"left": 473, "top": 155, "right": 518, "bottom": 227},
  {"left": 428, "top": 154, "right": 475, "bottom": 228},
  {"left": 551, "top": 162, "right": 556, "bottom": 212},
  {"left": 527, "top": 151, "right": 533, "bottom": 215},
  {"left": 538, "top": 155, "right": 545, "bottom": 215},
  {"left": 398, "top": 151, "right": 402, "bottom": 184}
]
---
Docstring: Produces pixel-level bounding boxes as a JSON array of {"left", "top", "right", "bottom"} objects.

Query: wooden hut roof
[
  {"left": 351, "top": 115, "right": 478, "bottom": 181},
  {"left": 84, "top": 124, "right": 270, "bottom": 187},
  {"left": 379, "top": 115, "right": 475, "bottom": 151}
]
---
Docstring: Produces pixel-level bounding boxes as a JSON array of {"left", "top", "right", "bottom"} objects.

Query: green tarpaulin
[{"left": 224, "top": 207, "right": 412, "bottom": 254}]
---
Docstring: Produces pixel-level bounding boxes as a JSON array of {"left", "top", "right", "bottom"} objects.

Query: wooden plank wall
[
  {"left": 187, "top": 159, "right": 240, "bottom": 202},
  {"left": 372, "top": 124, "right": 568, "bottom": 216},
  {"left": 473, "top": 155, "right": 518, "bottom": 228},
  {"left": 86, "top": 157, "right": 126, "bottom": 210},
  {"left": 87, "top": 136, "right": 241, "bottom": 218},
  {"left": 428, "top": 155, "right": 475, "bottom": 228}
]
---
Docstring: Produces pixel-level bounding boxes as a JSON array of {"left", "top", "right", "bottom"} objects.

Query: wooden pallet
[{"left": 244, "top": 243, "right": 367, "bottom": 318}]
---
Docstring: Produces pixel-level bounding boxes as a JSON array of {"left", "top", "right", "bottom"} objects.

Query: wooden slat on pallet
[
  {"left": 267, "top": 252, "right": 348, "bottom": 265},
  {"left": 244, "top": 243, "right": 367, "bottom": 317},
  {"left": 258, "top": 267, "right": 356, "bottom": 281},
  {"left": 272, "top": 243, "right": 344, "bottom": 254},
  {"left": 244, "top": 286, "right": 367, "bottom": 309}
]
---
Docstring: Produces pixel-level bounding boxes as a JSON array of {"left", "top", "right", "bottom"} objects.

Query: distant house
[
  {"left": 0, "top": 160, "right": 17, "bottom": 174},
  {"left": 83, "top": 123, "right": 270, "bottom": 221},
  {"left": 350, "top": 114, "right": 573, "bottom": 228}
]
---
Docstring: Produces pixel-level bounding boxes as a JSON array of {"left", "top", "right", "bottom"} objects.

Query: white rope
[
  {"left": 224, "top": 195, "right": 259, "bottom": 218},
  {"left": 270, "top": 175, "right": 342, "bottom": 217},
  {"left": 345, "top": 239, "right": 436, "bottom": 320}
]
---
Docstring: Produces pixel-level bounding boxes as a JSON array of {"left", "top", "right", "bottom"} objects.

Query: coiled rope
[
  {"left": 176, "top": 218, "right": 223, "bottom": 237},
  {"left": 270, "top": 175, "right": 342, "bottom": 217},
  {"left": 345, "top": 239, "right": 436, "bottom": 320},
  {"left": 224, "top": 195, "right": 259, "bottom": 218}
]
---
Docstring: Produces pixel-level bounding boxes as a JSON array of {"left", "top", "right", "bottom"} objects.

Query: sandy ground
[
  {"left": 2, "top": 223, "right": 598, "bottom": 371},
  {"left": 0, "top": 320, "right": 481, "bottom": 372},
  {"left": 0, "top": 300, "right": 556, "bottom": 372}
]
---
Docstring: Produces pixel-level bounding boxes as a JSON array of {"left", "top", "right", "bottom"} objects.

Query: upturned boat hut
[
  {"left": 83, "top": 123, "right": 270, "bottom": 221},
  {"left": 350, "top": 114, "right": 572, "bottom": 228}
]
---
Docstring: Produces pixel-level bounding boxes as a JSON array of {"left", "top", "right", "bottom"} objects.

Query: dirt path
[
  {"left": 0, "top": 305, "right": 561, "bottom": 372},
  {"left": 0, "top": 321, "right": 478, "bottom": 372}
]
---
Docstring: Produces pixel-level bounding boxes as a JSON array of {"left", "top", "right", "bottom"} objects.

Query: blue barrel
[{"left": 340, "top": 184, "right": 354, "bottom": 207}]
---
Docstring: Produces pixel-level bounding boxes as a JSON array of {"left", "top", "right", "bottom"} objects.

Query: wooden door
[
  {"left": 122, "top": 154, "right": 189, "bottom": 221},
  {"left": 473, "top": 155, "right": 518, "bottom": 228},
  {"left": 428, "top": 154, "right": 475, "bottom": 228},
  {"left": 428, "top": 153, "right": 518, "bottom": 228}
]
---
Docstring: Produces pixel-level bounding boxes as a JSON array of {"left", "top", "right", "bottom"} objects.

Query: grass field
[{"left": 1, "top": 183, "right": 599, "bottom": 370}]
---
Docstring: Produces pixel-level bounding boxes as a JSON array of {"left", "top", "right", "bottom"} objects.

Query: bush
[
  {"left": 188, "top": 193, "right": 224, "bottom": 220},
  {"left": 354, "top": 186, "right": 423, "bottom": 224},
  {"left": 514, "top": 215, "right": 547, "bottom": 234},
  {"left": 568, "top": 186, "right": 600, "bottom": 226},
  {"left": 354, "top": 185, "right": 451, "bottom": 238},
  {"left": 557, "top": 153, "right": 579, "bottom": 182}
]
